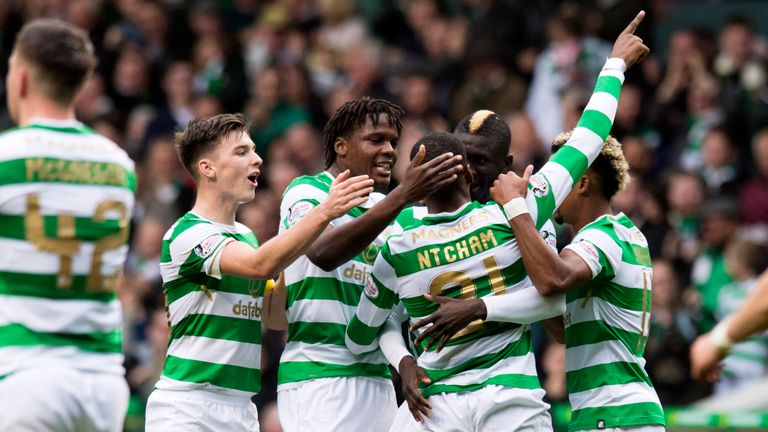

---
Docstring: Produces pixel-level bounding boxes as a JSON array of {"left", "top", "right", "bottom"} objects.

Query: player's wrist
[
  {"left": 604, "top": 57, "right": 627, "bottom": 73},
  {"left": 501, "top": 197, "right": 529, "bottom": 220},
  {"left": 710, "top": 319, "right": 733, "bottom": 355}
]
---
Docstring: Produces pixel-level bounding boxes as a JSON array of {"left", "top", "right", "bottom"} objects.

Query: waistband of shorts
[{"left": 152, "top": 387, "right": 254, "bottom": 406}]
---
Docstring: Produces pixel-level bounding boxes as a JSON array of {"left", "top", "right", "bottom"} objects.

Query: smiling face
[
  {"left": 336, "top": 114, "right": 399, "bottom": 191},
  {"left": 203, "top": 131, "right": 263, "bottom": 204}
]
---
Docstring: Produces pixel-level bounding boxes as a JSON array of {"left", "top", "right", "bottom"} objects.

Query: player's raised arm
[
  {"left": 220, "top": 171, "right": 373, "bottom": 279},
  {"left": 517, "top": 11, "right": 649, "bottom": 229}
]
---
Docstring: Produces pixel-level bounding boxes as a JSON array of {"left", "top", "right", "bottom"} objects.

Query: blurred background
[{"left": 2, "top": 0, "right": 768, "bottom": 430}]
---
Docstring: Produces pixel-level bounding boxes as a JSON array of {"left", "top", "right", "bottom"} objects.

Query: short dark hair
[
  {"left": 174, "top": 113, "right": 249, "bottom": 178},
  {"left": 322, "top": 97, "right": 405, "bottom": 168},
  {"left": 454, "top": 110, "right": 511, "bottom": 157},
  {"left": 14, "top": 19, "right": 97, "bottom": 105},
  {"left": 410, "top": 132, "right": 466, "bottom": 163},
  {"left": 552, "top": 132, "right": 629, "bottom": 199}
]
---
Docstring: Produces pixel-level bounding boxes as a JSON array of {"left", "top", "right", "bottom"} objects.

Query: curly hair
[
  {"left": 552, "top": 131, "right": 630, "bottom": 199},
  {"left": 322, "top": 97, "right": 405, "bottom": 168}
]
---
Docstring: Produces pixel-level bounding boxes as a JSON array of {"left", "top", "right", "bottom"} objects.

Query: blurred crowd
[{"left": 2, "top": 0, "right": 768, "bottom": 430}]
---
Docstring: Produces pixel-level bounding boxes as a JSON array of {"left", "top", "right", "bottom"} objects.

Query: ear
[
  {"left": 465, "top": 163, "right": 475, "bottom": 184},
  {"left": 19, "top": 67, "right": 29, "bottom": 98},
  {"left": 198, "top": 158, "right": 215, "bottom": 180},
  {"left": 503, "top": 154, "right": 514, "bottom": 171},
  {"left": 577, "top": 175, "right": 590, "bottom": 195},
  {"left": 334, "top": 137, "right": 347, "bottom": 158}
]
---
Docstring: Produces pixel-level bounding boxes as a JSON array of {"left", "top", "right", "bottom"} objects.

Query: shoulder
[
  {"left": 283, "top": 173, "right": 331, "bottom": 197},
  {"left": 165, "top": 214, "right": 225, "bottom": 251}
]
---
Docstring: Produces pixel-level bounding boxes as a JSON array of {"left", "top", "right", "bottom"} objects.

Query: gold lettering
[
  {"left": 479, "top": 230, "right": 498, "bottom": 249},
  {"left": 417, "top": 250, "right": 431, "bottom": 270},
  {"left": 444, "top": 245, "right": 456, "bottom": 263},
  {"left": 456, "top": 240, "right": 470, "bottom": 260},
  {"left": 469, "top": 236, "right": 483, "bottom": 255},
  {"left": 411, "top": 229, "right": 426, "bottom": 243},
  {"left": 26, "top": 158, "right": 45, "bottom": 181},
  {"left": 87, "top": 200, "right": 129, "bottom": 291},
  {"left": 25, "top": 195, "right": 80, "bottom": 288},
  {"left": 429, "top": 248, "right": 441, "bottom": 266}
]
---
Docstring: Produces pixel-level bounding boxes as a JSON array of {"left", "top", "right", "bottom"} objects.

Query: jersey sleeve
[
  {"left": 564, "top": 228, "right": 620, "bottom": 280},
  {"left": 525, "top": 58, "right": 626, "bottom": 229},
  {"left": 279, "top": 181, "right": 327, "bottom": 233},
  {"left": 540, "top": 219, "right": 558, "bottom": 253},
  {"left": 170, "top": 224, "right": 235, "bottom": 280},
  {"left": 345, "top": 248, "right": 400, "bottom": 354}
]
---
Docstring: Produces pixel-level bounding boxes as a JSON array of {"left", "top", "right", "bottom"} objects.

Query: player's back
[
  {"left": 0, "top": 120, "right": 135, "bottom": 377},
  {"left": 380, "top": 201, "right": 543, "bottom": 398}
]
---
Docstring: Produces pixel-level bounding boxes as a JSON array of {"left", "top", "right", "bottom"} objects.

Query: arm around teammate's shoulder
[{"left": 221, "top": 171, "right": 374, "bottom": 279}]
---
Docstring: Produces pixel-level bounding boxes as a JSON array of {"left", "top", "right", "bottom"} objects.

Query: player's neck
[
  {"left": 15, "top": 97, "right": 77, "bottom": 126},
  {"left": 425, "top": 188, "right": 471, "bottom": 214},
  {"left": 572, "top": 198, "right": 612, "bottom": 232},
  {"left": 191, "top": 187, "right": 239, "bottom": 226}
]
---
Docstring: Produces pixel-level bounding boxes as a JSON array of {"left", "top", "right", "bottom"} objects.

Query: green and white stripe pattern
[
  {"left": 716, "top": 278, "right": 768, "bottom": 388},
  {"left": 0, "top": 119, "right": 135, "bottom": 378},
  {"left": 277, "top": 172, "right": 400, "bottom": 388},
  {"left": 157, "top": 212, "right": 268, "bottom": 396},
  {"left": 347, "top": 57, "right": 629, "bottom": 399},
  {"left": 348, "top": 201, "right": 549, "bottom": 398},
  {"left": 563, "top": 213, "right": 665, "bottom": 431},
  {"left": 522, "top": 58, "right": 626, "bottom": 229}
]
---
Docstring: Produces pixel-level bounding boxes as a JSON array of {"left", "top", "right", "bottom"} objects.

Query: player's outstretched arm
[
  {"left": 491, "top": 166, "right": 593, "bottom": 296},
  {"left": 691, "top": 269, "right": 768, "bottom": 382},
  {"left": 410, "top": 286, "right": 566, "bottom": 352},
  {"left": 306, "top": 145, "right": 463, "bottom": 271},
  {"left": 221, "top": 171, "right": 373, "bottom": 279},
  {"left": 520, "top": 11, "right": 649, "bottom": 229}
]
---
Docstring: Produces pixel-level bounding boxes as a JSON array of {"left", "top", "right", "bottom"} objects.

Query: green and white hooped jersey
[
  {"left": 563, "top": 213, "right": 665, "bottom": 431},
  {"left": 0, "top": 119, "right": 135, "bottom": 378},
  {"left": 349, "top": 201, "right": 554, "bottom": 398},
  {"left": 347, "top": 58, "right": 630, "bottom": 398},
  {"left": 277, "top": 172, "right": 401, "bottom": 388},
  {"left": 157, "top": 212, "right": 268, "bottom": 396}
]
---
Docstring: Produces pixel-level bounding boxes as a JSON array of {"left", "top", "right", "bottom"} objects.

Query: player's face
[
  {"left": 459, "top": 133, "right": 509, "bottom": 203},
  {"left": 340, "top": 114, "right": 398, "bottom": 191},
  {"left": 210, "top": 131, "right": 263, "bottom": 203}
]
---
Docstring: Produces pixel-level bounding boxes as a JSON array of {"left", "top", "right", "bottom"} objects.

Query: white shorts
[
  {"left": 390, "top": 385, "right": 552, "bottom": 432},
  {"left": 145, "top": 388, "right": 259, "bottom": 432},
  {"left": 278, "top": 376, "right": 396, "bottom": 432},
  {"left": 0, "top": 367, "right": 129, "bottom": 432}
]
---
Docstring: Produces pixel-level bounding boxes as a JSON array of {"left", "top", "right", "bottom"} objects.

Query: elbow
[
  {"left": 306, "top": 251, "right": 337, "bottom": 272},
  {"left": 536, "top": 278, "right": 566, "bottom": 296},
  {"left": 249, "top": 263, "right": 281, "bottom": 280},
  {"left": 344, "top": 335, "right": 373, "bottom": 355}
]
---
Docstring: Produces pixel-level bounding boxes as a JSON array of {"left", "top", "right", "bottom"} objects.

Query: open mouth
[
  {"left": 247, "top": 172, "right": 259, "bottom": 186},
  {"left": 373, "top": 161, "right": 393, "bottom": 176}
]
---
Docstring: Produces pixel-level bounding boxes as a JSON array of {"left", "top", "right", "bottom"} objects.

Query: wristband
[
  {"left": 502, "top": 197, "right": 529, "bottom": 220},
  {"left": 604, "top": 57, "right": 627, "bottom": 73},
  {"left": 710, "top": 319, "right": 733, "bottom": 354}
]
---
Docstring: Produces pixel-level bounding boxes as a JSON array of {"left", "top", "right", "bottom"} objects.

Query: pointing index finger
[{"left": 622, "top": 10, "right": 645, "bottom": 35}]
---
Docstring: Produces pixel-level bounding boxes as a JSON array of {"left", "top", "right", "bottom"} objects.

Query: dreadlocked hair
[
  {"left": 551, "top": 131, "right": 630, "bottom": 199},
  {"left": 454, "top": 110, "right": 511, "bottom": 154},
  {"left": 322, "top": 97, "right": 405, "bottom": 168}
]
